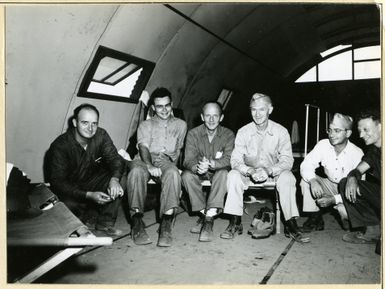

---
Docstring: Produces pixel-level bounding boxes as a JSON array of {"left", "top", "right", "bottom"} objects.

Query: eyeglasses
[
  {"left": 326, "top": 128, "right": 348, "bottom": 134},
  {"left": 154, "top": 103, "right": 172, "bottom": 110}
]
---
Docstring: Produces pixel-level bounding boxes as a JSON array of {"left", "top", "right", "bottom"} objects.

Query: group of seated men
[{"left": 47, "top": 87, "right": 381, "bottom": 254}]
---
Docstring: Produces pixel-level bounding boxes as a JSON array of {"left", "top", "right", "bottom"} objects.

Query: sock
[{"left": 206, "top": 208, "right": 217, "bottom": 217}]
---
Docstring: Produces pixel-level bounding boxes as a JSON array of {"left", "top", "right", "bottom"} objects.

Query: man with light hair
[
  {"left": 300, "top": 113, "right": 364, "bottom": 232},
  {"left": 220, "top": 93, "right": 309, "bottom": 243}
]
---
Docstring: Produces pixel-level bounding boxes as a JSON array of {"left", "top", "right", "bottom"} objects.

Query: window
[
  {"left": 78, "top": 46, "right": 155, "bottom": 103},
  {"left": 217, "top": 88, "right": 233, "bottom": 110},
  {"left": 295, "top": 45, "right": 381, "bottom": 83}
]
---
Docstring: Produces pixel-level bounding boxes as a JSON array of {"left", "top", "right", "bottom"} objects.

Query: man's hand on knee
[
  {"left": 108, "top": 177, "right": 124, "bottom": 199},
  {"left": 309, "top": 178, "right": 323, "bottom": 199}
]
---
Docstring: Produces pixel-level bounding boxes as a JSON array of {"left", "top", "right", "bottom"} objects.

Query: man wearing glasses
[
  {"left": 126, "top": 87, "right": 187, "bottom": 247},
  {"left": 300, "top": 113, "right": 363, "bottom": 232}
]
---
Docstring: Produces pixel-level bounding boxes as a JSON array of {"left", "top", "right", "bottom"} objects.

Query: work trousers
[
  {"left": 126, "top": 160, "right": 181, "bottom": 216},
  {"left": 61, "top": 169, "right": 121, "bottom": 228},
  {"left": 224, "top": 169, "right": 299, "bottom": 221},
  {"left": 339, "top": 178, "right": 381, "bottom": 228},
  {"left": 301, "top": 176, "right": 339, "bottom": 212},
  {"left": 181, "top": 169, "right": 228, "bottom": 212}
]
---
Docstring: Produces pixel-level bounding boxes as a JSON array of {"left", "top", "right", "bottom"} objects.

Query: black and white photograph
[{"left": 4, "top": 2, "right": 382, "bottom": 285}]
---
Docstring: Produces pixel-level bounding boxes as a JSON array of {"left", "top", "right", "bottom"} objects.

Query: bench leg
[{"left": 275, "top": 189, "right": 281, "bottom": 234}]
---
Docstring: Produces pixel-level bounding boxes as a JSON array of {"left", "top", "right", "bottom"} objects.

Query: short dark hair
[
  {"left": 357, "top": 108, "right": 380, "bottom": 124},
  {"left": 73, "top": 103, "right": 99, "bottom": 120},
  {"left": 201, "top": 101, "right": 223, "bottom": 115},
  {"left": 149, "top": 87, "right": 171, "bottom": 106}
]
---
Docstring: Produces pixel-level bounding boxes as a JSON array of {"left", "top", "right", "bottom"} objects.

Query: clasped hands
[
  {"left": 247, "top": 167, "right": 269, "bottom": 183},
  {"left": 196, "top": 157, "right": 215, "bottom": 175}
]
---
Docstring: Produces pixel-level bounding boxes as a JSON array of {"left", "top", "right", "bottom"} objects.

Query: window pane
[
  {"left": 295, "top": 66, "right": 316, "bottom": 83},
  {"left": 354, "top": 60, "right": 381, "bottom": 79},
  {"left": 354, "top": 45, "right": 380, "bottom": 61},
  {"left": 319, "top": 51, "right": 352, "bottom": 81}
]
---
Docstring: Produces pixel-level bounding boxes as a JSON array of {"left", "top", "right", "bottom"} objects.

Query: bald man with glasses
[{"left": 300, "top": 113, "right": 363, "bottom": 232}]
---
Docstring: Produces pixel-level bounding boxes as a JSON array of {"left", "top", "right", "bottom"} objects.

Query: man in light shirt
[
  {"left": 126, "top": 87, "right": 187, "bottom": 247},
  {"left": 300, "top": 113, "right": 364, "bottom": 232},
  {"left": 220, "top": 93, "right": 309, "bottom": 243}
]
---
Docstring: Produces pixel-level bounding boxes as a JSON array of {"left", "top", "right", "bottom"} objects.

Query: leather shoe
[
  {"left": 220, "top": 216, "right": 243, "bottom": 239},
  {"left": 95, "top": 225, "right": 123, "bottom": 237},
  {"left": 342, "top": 231, "right": 377, "bottom": 244},
  {"left": 251, "top": 211, "right": 275, "bottom": 239},
  {"left": 284, "top": 218, "right": 310, "bottom": 243},
  {"left": 131, "top": 213, "right": 152, "bottom": 245},
  {"left": 199, "top": 217, "right": 214, "bottom": 242},
  {"left": 157, "top": 215, "right": 173, "bottom": 247},
  {"left": 190, "top": 215, "right": 204, "bottom": 234},
  {"left": 302, "top": 213, "right": 324, "bottom": 233}
]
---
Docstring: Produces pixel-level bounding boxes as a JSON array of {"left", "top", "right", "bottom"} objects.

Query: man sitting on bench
[
  {"left": 181, "top": 101, "right": 235, "bottom": 242},
  {"left": 126, "top": 87, "right": 187, "bottom": 247},
  {"left": 220, "top": 93, "right": 309, "bottom": 243}
]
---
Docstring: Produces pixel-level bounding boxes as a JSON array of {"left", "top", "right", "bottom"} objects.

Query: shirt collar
[
  {"left": 251, "top": 120, "right": 274, "bottom": 136},
  {"left": 199, "top": 124, "right": 223, "bottom": 138},
  {"left": 152, "top": 114, "right": 174, "bottom": 124}
]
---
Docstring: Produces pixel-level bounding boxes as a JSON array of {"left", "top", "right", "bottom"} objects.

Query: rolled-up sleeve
[
  {"left": 300, "top": 142, "right": 322, "bottom": 182},
  {"left": 231, "top": 130, "right": 252, "bottom": 175},
  {"left": 137, "top": 121, "right": 151, "bottom": 148},
  {"left": 270, "top": 129, "right": 294, "bottom": 176}
]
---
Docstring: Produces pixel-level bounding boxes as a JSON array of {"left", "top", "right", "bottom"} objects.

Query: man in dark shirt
[
  {"left": 48, "top": 103, "right": 125, "bottom": 236},
  {"left": 182, "top": 102, "right": 235, "bottom": 242},
  {"left": 339, "top": 109, "right": 381, "bottom": 253}
]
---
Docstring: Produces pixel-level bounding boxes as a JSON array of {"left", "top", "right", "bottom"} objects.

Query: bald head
[
  {"left": 202, "top": 102, "right": 223, "bottom": 115},
  {"left": 201, "top": 101, "right": 224, "bottom": 132}
]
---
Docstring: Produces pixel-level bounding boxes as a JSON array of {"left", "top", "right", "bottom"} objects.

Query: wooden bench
[{"left": 148, "top": 178, "right": 280, "bottom": 234}]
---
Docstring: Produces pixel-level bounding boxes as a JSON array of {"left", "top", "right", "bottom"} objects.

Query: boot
[
  {"left": 284, "top": 218, "right": 310, "bottom": 243},
  {"left": 199, "top": 216, "right": 214, "bottom": 242},
  {"left": 190, "top": 214, "right": 205, "bottom": 234},
  {"left": 220, "top": 215, "right": 243, "bottom": 239},
  {"left": 157, "top": 214, "right": 174, "bottom": 247},
  {"left": 131, "top": 213, "right": 152, "bottom": 245},
  {"left": 302, "top": 211, "right": 324, "bottom": 233}
]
